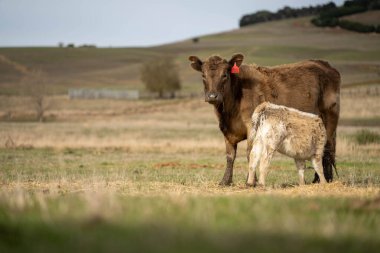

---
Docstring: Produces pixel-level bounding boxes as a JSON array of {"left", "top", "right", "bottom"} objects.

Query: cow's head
[{"left": 188, "top": 54, "right": 244, "bottom": 104}]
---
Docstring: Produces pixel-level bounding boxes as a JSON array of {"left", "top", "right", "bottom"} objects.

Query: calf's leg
[
  {"left": 258, "top": 147, "right": 275, "bottom": 186},
  {"left": 294, "top": 159, "right": 306, "bottom": 185},
  {"left": 312, "top": 156, "right": 327, "bottom": 184},
  {"left": 219, "top": 138, "right": 237, "bottom": 186},
  {"left": 247, "top": 140, "right": 262, "bottom": 187}
]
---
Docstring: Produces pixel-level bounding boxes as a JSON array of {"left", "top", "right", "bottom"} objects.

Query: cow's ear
[
  {"left": 189, "top": 56, "right": 202, "bottom": 72},
  {"left": 229, "top": 53, "right": 244, "bottom": 67}
]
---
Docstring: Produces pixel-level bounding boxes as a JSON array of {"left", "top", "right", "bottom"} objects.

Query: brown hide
[{"left": 189, "top": 54, "right": 340, "bottom": 185}]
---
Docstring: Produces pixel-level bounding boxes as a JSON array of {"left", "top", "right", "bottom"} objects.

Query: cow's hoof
[{"left": 219, "top": 179, "right": 232, "bottom": 186}]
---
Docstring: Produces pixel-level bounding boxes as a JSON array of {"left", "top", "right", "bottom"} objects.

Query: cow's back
[{"left": 239, "top": 60, "right": 339, "bottom": 121}]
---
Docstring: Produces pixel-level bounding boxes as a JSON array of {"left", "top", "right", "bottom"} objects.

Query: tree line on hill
[
  {"left": 311, "top": 0, "right": 380, "bottom": 33},
  {"left": 239, "top": 0, "right": 380, "bottom": 33},
  {"left": 239, "top": 2, "right": 336, "bottom": 27}
]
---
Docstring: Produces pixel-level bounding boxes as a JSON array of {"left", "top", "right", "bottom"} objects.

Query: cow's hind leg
[
  {"left": 315, "top": 73, "right": 340, "bottom": 183},
  {"left": 294, "top": 159, "right": 306, "bottom": 185},
  {"left": 314, "top": 108, "right": 339, "bottom": 183},
  {"left": 323, "top": 132, "right": 336, "bottom": 182}
]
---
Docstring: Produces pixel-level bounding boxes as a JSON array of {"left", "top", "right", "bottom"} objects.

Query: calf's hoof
[
  {"left": 245, "top": 182, "right": 255, "bottom": 188},
  {"left": 255, "top": 183, "right": 265, "bottom": 188},
  {"left": 312, "top": 175, "right": 320, "bottom": 184}
]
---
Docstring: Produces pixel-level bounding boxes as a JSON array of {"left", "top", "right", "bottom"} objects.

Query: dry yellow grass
[
  {"left": 1, "top": 92, "right": 380, "bottom": 161},
  {"left": 340, "top": 94, "right": 380, "bottom": 119},
  {"left": 2, "top": 179, "right": 379, "bottom": 199}
]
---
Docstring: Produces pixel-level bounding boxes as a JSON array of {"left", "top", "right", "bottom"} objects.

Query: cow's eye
[{"left": 222, "top": 73, "right": 228, "bottom": 78}]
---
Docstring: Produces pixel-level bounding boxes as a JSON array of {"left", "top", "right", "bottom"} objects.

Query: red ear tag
[{"left": 231, "top": 62, "right": 239, "bottom": 74}]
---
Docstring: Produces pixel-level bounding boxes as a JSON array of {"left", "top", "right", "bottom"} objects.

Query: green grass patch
[
  {"left": 339, "top": 118, "right": 380, "bottom": 127},
  {"left": 1, "top": 194, "right": 380, "bottom": 253}
]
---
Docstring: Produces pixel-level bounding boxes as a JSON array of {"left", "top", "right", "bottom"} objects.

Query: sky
[{"left": 0, "top": 0, "right": 345, "bottom": 47}]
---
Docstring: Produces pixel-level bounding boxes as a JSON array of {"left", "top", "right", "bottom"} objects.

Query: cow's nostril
[{"left": 209, "top": 94, "right": 217, "bottom": 99}]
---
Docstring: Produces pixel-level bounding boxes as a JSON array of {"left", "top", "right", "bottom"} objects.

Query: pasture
[
  {"left": 1, "top": 16, "right": 380, "bottom": 252},
  {"left": 1, "top": 91, "right": 380, "bottom": 252}
]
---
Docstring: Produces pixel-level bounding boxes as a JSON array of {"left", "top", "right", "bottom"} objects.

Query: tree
[
  {"left": 140, "top": 57, "right": 181, "bottom": 98},
  {"left": 21, "top": 70, "right": 51, "bottom": 122},
  {"left": 239, "top": 2, "right": 337, "bottom": 27}
]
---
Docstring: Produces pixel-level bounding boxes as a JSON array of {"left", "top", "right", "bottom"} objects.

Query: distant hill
[{"left": 0, "top": 16, "right": 379, "bottom": 96}]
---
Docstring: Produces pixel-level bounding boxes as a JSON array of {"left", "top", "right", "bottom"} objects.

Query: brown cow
[{"left": 188, "top": 54, "right": 340, "bottom": 186}]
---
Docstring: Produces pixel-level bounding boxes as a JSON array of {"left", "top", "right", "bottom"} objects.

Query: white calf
[{"left": 247, "top": 102, "right": 327, "bottom": 186}]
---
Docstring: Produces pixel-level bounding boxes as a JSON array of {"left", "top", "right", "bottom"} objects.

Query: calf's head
[{"left": 188, "top": 54, "right": 244, "bottom": 104}]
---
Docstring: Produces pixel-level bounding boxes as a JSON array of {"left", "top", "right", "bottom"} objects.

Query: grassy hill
[
  {"left": 341, "top": 10, "right": 380, "bottom": 25},
  {"left": 0, "top": 16, "right": 379, "bottom": 96}
]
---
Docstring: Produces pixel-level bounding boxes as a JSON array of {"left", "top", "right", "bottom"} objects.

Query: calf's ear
[
  {"left": 188, "top": 56, "right": 203, "bottom": 72},
  {"left": 228, "top": 53, "right": 244, "bottom": 67}
]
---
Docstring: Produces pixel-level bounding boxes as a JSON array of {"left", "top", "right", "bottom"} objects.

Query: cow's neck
[{"left": 214, "top": 76, "right": 242, "bottom": 135}]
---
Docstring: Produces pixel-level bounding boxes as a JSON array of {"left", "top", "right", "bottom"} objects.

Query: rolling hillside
[
  {"left": 341, "top": 10, "right": 380, "bottom": 25},
  {"left": 0, "top": 16, "right": 379, "bottom": 96}
]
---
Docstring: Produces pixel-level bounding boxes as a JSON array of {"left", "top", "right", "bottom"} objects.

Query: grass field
[
  {"left": 1, "top": 92, "right": 380, "bottom": 252},
  {"left": 1, "top": 15, "right": 380, "bottom": 252},
  {"left": 1, "top": 148, "right": 380, "bottom": 253}
]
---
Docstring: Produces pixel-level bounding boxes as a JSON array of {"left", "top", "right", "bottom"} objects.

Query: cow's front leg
[{"left": 219, "top": 138, "right": 237, "bottom": 186}]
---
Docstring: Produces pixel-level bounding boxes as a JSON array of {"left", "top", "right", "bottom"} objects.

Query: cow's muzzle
[{"left": 205, "top": 92, "right": 223, "bottom": 104}]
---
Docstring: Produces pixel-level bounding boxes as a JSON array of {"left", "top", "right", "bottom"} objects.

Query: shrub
[
  {"left": 311, "top": 17, "right": 339, "bottom": 27},
  {"left": 354, "top": 129, "right": 380, "bottom": 145},
  {"left": 339, "top": 20, "right": 375, "bottom": 32}
]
